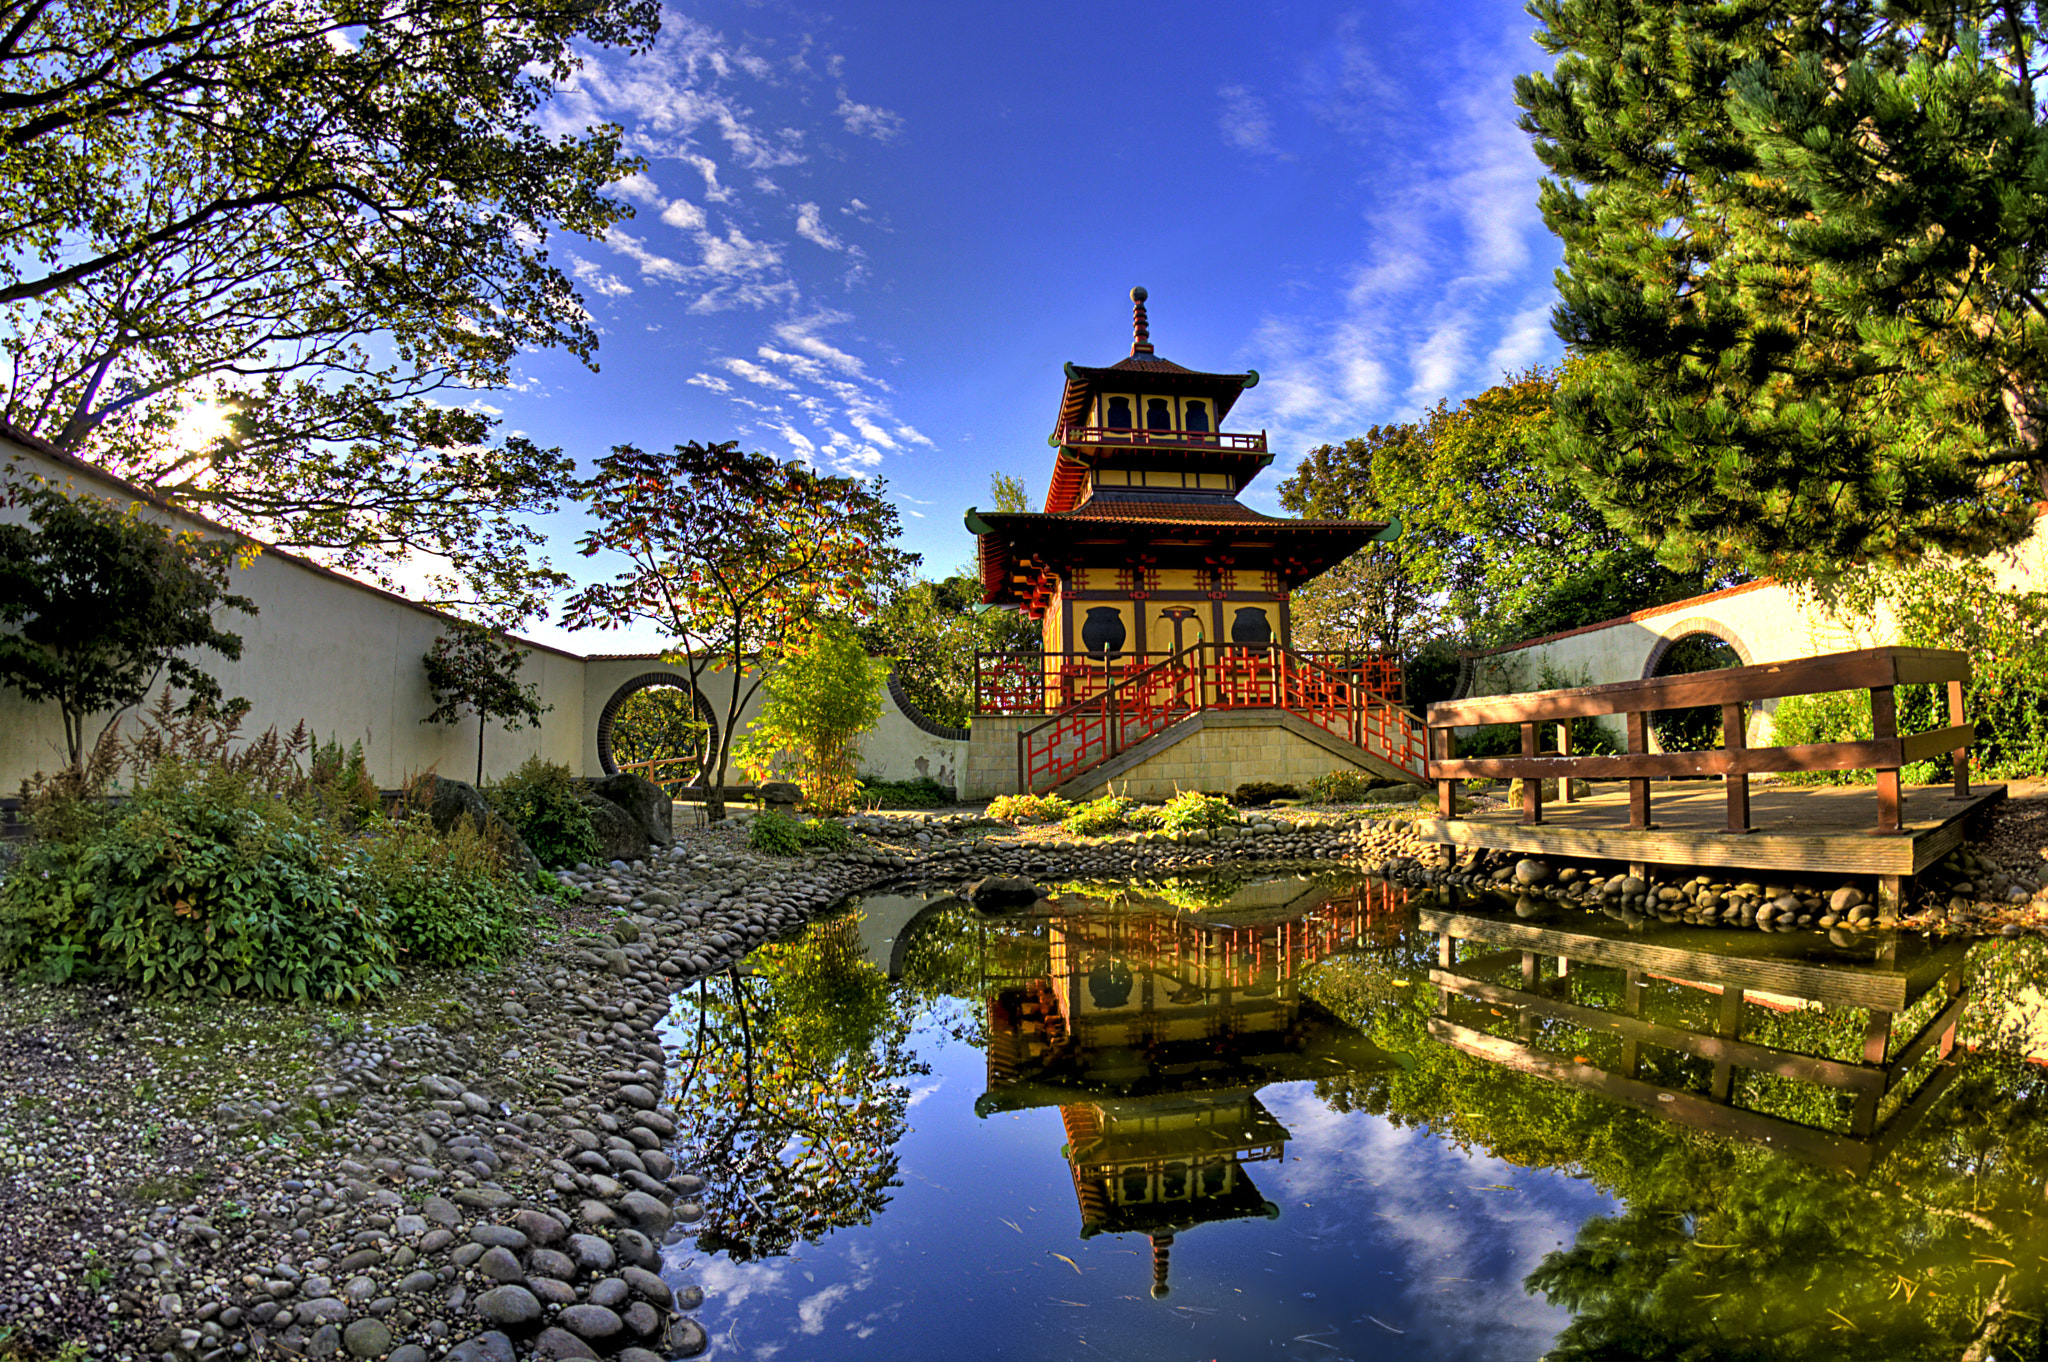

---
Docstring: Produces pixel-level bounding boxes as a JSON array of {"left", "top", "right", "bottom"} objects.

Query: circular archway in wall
[
  {"left": 1643, "top": 620, "right": 1751, "bottom": 752},
  {"left": 596, "top": 673, "right": 718, "bottom": 793}
]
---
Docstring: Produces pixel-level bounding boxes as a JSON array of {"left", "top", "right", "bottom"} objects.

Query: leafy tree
[
  {"left": 1277, "top": 369, "right": 1716, "bottom": 653},
  {"left": 0, "top": 481, "right": 252, "bottom": 770},
  {"left": 988, "top": 470, "right": 1033, "bottom": 513},
  {"left": 564, "top": 441, "right": 916, "bottom": 820},
  {"left": 1517, "top": 0, "right": 2048, "bottom": 582},
  {"left": 0, "top": 0, "right": 659, "bottom": 620},
  {"left": 733, "top": 620, "right": 889, "bottom": 815},
  {"left": 857, "top": 571, "right": 1038, "bottom": 728},
  {"left": 421, "top": 622, "right": 548, "bottom": 786}
]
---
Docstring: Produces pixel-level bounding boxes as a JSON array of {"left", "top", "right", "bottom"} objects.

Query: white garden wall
[{"left": 0, "top": 436, "right": 969, "bottom": 793}]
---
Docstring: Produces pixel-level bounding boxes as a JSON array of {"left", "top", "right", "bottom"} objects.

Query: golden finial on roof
[{"left": 1130, "top": 286, "right": 1153, "bottom": 356}]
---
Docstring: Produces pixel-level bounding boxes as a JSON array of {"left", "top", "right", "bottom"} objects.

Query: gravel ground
[{"left": 5, "top": 788, "right": 2044, "bottom": 1362}]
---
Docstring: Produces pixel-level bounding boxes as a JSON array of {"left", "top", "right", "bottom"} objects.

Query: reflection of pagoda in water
[{"left": 975, "top": 878, "right": 1406, "bottom": 1295}]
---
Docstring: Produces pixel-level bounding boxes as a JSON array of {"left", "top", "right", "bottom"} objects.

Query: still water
[{"left": 660, "top": 873, "right": 2048, "bottom": 1361}]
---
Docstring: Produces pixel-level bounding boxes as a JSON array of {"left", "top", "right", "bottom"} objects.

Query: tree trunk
[{"left": 476, "top": 714, "right": 486, "bottom": 787}]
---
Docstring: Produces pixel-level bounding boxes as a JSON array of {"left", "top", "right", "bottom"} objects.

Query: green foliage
[
  {"left": 1061, "top": 796, "right": 1134, "bottom": 836},
  {"left": 0, "top": 0, "right": 659, "bottom": 619},
  {"left": 0, "top": 481, "right": 254, "bottom": 769},
  {"left": 484, "top": 757, "right": 600, "bottom": 868},
  {"left": 1648, "top": 635, "right": 1740, "bottom": 752},
  {"left": 858, "top": 775, "right": 954, "bottom": 809},
  {"left": 607, "top": 686, "right": 709, "bottom": 797},
  {"left": 421, "top": 622, "right": 549, "bottom": 786},
  {"left": 1232, "top": 781, "right": 1301, "bottom": 806},
  {"left": 1888, "top": 563, "right": 2048, "bottom": 780},
  {"left": 984, "top": 792, "right": 1071, "bottom": 824},
  {"left": 566, "top": 441, "right": 915, "bottom": 819},
  {"left": 1302, "top": 769, "right": 1380, "bottom": 803},
  {"left": 1276, "top": 369, "right": 1723, "bottom": 653},
  {"left": 1517, "top": 2, "right": 2048, "bottom": 582},
  {"left": 353, "top": 813, "right": 528, "bottom": 967},
  {"left": 747, "top": 810, "right": 851, "bottom": 856},
  {"left": 1156, "top": 790, "right": 1239, "bottom": 833},
  {"left": 1769, "top": 691, "right": 1875, "bottom": 787},
  {"left": 987, "top": 471, "right": 1033, "bottom": 513},
  {"left": 734, "top": 621, "right": 889, "bottom": 816},
  {"left": 747, "top": 917, "right": 892, "bottom": 1061},
  {"left": 856, "top": 572, "right": 1037, "bottom": 729},
  {"left": 0, "top": 761, "right": 398, "bottom": 999},
  {"left": 534, "top": 871, "right": 578, "bottom": 903}
]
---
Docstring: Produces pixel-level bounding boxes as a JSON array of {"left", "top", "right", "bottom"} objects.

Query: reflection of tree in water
[
  {"left": 670, "top": 916, "right": 925, "bottom": 1263},
  {"left": 1302, "top": 941, "right": 2048, "bottom": 1360}
]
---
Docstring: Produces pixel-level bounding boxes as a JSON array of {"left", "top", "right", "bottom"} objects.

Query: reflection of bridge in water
[
  {"left": 1424, "top": 897, "right": 1970, "bottom": 1176},
  {"left": 967, "top": 876, "right": 1409, "bottom": 1297}
]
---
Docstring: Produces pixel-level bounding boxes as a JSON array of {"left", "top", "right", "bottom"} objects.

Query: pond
[{"left": 658, "top": 872, "right": 2048, "bottom": 1361}]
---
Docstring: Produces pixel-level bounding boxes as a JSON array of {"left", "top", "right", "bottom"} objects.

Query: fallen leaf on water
[
  {"left": 1050, "top": 1252, "right": 1083, "bottom": 1274},
  {"left": 1051, "top": 1298, "right": 1088, "bottom": 1307},
  {"left": 999, "top": 1218, "right": 1021, "bottom": 1233},
  {"left": 1368, "top": 1317, "right": 1405, "bottom": 1334}
]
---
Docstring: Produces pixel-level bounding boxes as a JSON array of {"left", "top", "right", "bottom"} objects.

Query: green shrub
[
  {"left": 748, "top": 811, "right": 853, "bottom": 856},
  {"left": 986, "top": 792, "right": 1072, "bottom": 824},
  {"left": 1232, "top": 781, "right": 1301, "bottom": 806},
  {"left": 1125, "top": 803, "right": 1165, "bottom": 830},
  {"left": 355, "top": 813, "right": 529, "bottom": 967},
  {"left": 1303, "top": 770, "right": 1379, "bottom": 803},
  {"left": 484, "top": 757, "right": 601, "bottom": 868},
  {"left": 0, "top": 761, "right": 399, "bottom": 999},
  {"left": 1157, "top": 790, "right": 1239, "bottom": 832},
  {"left": 1062, "top": 796, "right": 1133, "bottom": 836},
  {"left": 859, "top": 775, "right": 954, "bottom": 808}
]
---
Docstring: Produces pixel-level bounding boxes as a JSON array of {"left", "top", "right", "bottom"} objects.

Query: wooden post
[
  {"left": 1877, "top": 874, "right": 1904, "bottom": 923},
  {"left": 1621, "top": 969, "right": 1644, "bottom": 1078},
  {"left": 1711, "top": 986, "right": 1743, "bottom": 1103},
  {"left": 1626, "top": 710, "right": 1654, "bottom": 829},
  {"left": 1949, "top": 678, "right": 1971, "bottom": 798},
  {"left": 1520, "top": 721, "right": 1543, "bottom": 825},
  {"left": 1851, "top": 1008, "right": 1894, "bottom": 1136},
  {"left": 1434, "top": 726, "right": 1460, "bottom": 820},
  {"left": 1556, "top": 721, "right": 1575, "bottom": 802},
  {"left": 1722, "top": 701, "right": 1751, "bottom": 833},
  {"left": 1871, "top": 685, "right": 1901, "bottom": 834}
]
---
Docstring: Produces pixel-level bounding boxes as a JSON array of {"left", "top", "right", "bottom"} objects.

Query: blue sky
[{"left": 510, "top": 0, "right": 1564, "bottom": 651}]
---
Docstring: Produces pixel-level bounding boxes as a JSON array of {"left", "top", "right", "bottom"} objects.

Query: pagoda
[{"left": 962, "top": 288, "right": 1424, "bottom": 799}]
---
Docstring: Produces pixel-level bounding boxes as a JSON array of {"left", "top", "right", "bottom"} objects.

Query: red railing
[
  {"left": 976, "top": 648, "right": 1402, "bottom": 716},
  {"left": 1056, "top": 426, "right": 1267, "bottom": 454},
  {"left": 1012, "top": 644, "right": 1427, "bottom": 792}
]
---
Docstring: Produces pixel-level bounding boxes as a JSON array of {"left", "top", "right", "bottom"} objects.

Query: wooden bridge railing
[{"left": 1424, "top": 647, "right": 1976, "bottom": 836}]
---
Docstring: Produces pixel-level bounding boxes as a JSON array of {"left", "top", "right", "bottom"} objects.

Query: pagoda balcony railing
[
  {"left": 1057, "top": 425, "right": 1267, "bottom": 455},
  {"left": 976, "top": 647, "right": 1402, "bottom": 717}
]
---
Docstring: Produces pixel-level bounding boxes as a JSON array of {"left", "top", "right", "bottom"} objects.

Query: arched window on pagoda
[
  {"left": 1146, "top": 398, "right": 1172, "bottom": 430},
  {"left": 1105, "top": 395, "right": 1133, "bottom": 429},
  {"left": 1184, "top": 399, "right": 1210, "bottom": 432}
]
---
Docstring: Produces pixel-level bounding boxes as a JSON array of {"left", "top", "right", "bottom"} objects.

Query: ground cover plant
[
  {"left": 859, "top": 775, "right": 954, "bottom": 808},
  {"left": 0, "top": 703, "right": 532, "bottom": 998},
  {"left": 484, "top": 756, "right": 601, "bottom": 868},
  {"left": 1155, "top": 790, "right": 1240, "bottom": 833},
  {"left": 985, "top": 792, "right": 1071, "bottom": 824},
  {"left": 747, "top": 810, "right": 853, "bottom": 856}
]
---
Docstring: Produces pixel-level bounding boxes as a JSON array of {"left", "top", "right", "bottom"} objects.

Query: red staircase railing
[{"left": 1013, "top": 643, "right": 1426, "bottom": 792}]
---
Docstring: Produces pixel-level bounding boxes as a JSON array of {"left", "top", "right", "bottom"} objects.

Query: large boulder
[
  {"left": 419, "top": 777, "right": 543, "bottom": 884},
  {"left": 574, "top": 791, "right": 648, "bottom": 861},
  {"left": 582, "top": 774, "right": 672, "bottom": 846}
]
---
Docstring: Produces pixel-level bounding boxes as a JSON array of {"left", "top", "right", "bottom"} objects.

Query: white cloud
[
  {"left": 569, "top": 256, "right": 634, "bottom": 298},
  {"left": 697, "top": 226, "right": 783, "bottom": 278},
  {"left": 660, "top": 197, "right": 707, "bottom": 231},
  {"left": 685, "top": 372, "right": 733, "bottom": 393},
  {"left": 612, "top": 171, "right": 664, "bottom": 204},
  {"left": 603, "top": 229, "right": 687, "bottom": 283},
  {"left": 836, "top": 93, "right": 904, "bottom": 141},
  {"left": 794, "top": 202, "right": 844, "bottom": 251},
  {"left": 720, "top": 357, "right": 797, "bottom": 390},
  {"left": 1218, "top": 84, "right": 1279, "bottom": 155}
]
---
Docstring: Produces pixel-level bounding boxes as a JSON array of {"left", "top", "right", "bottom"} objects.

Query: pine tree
[{"left": 1517, "top": 0, "right": 2048, "bottom": 580}]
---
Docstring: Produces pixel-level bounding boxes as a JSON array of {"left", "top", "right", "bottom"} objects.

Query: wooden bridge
[{"left": 1418, "top": 647, "right": 2003, "bottom": 915}]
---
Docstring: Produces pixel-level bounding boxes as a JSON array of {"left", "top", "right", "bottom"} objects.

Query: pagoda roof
[
  {"left": 967, "top": 501, "right": 1389, "bottom": 606},
  {"left": 1052, "top": 288, "right": 1258, "bottom": 440}
]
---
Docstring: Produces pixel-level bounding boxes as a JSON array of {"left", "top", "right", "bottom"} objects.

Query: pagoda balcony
[{"left": 1058, "top": 425, "right": 1267, "bottom": 455}]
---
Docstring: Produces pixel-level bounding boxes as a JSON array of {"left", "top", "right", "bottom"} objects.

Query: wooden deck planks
[{"left": 1417, "top": 782, "right": 2004, "bottom": 878}]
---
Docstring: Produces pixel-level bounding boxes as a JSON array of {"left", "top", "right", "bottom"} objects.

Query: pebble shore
[{"left": 6, "top": 791, "right": 2046, "bottom": 1362}]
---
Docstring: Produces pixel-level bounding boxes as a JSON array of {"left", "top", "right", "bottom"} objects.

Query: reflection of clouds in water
[
  {"left": 695, "top": 1255, "right": 790, "bottom": 1313},
  {"left": 1264, "top": 1087, "right": 1604, "bottom": 1358},
  {"left": 796, "top": 1281, "right": 853, "bottom": 1334},
  {"left": 904, "top": 1077, "right": 943, "bottom": 1108}
]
